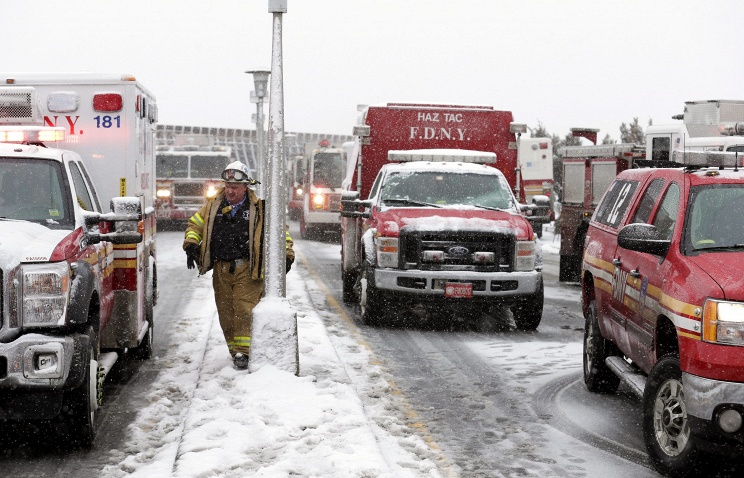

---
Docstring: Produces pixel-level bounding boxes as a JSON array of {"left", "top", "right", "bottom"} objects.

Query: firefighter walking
[{"left": 183, "top": 161, "right": 294, "bottom": 369}]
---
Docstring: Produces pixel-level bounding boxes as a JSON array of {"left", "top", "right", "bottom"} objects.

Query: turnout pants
[{"left": 212, "top": 260, "right": 264, "bottom": 357}]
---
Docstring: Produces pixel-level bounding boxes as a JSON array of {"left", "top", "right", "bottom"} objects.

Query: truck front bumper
[
  {"left": 374, "top": 268, "right": 541, "bottom": 299},
  {"left": 304, "top": 210, "right": 341, "bottom": 226},
  {"left": 0, "top": 333, "right": 82, "bottom": 389},
  {"left": 684, "top": 372, "right": 744, "bottom": 453}
]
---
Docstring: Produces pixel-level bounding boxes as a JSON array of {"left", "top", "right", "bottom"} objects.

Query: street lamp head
[{"left": 246, "top": 70, "right": 271, "bottom": 98}]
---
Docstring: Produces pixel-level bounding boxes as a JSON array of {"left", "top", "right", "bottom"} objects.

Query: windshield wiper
[
  {"left": 698, "top": 244, "right": 744, "bottom": 251},
  {"left": 383, "top": 198, "right": 442, "bottom": 208},
  {"left": 472, "top": 204, "right": 510, "bottom": 212}
]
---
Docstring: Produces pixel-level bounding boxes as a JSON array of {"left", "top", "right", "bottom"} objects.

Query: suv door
[
  {"left": 618, "top": 180, "right": 680, "bottom": 372},
  {"left": 584, "top": 177, "right": 640, "bottom": 350}
]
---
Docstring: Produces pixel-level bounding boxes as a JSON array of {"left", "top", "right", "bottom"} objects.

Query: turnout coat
[{"left": 183, "top": 187, "right": 294, "bottom": 278}]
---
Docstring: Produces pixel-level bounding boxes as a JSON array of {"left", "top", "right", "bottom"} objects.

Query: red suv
[{"left": 581, "top": 152, "right": 744, "bottom": 476}]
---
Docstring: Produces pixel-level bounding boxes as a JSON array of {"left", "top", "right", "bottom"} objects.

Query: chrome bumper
[
  {"left": 374, "top": 269, "right": 541, "bottom": 297},
  {"left": 684, "top": 372, "right": 744, "bottom": 420},
  {"left": 0, "top": 333, "right": 76, "bottom": 388}
]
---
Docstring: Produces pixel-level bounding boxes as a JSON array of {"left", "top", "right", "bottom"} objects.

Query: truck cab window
[
  {"left": 70, "top": 162, "right": 95, "bottom": 212},
  {"left": 652, "top": 183, "right": 680, "bottom": 241},
  {"left": 594, "top": 179, "right": 638, "bottom": 227},
  {"left": 651, "top": 137, "right": 671, "bottom": 161},
  {"left": 631, "top": 179, "right": 665, "bottom": 224}
]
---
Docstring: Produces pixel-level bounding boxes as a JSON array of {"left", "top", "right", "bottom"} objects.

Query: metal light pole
[
  {"left": 247, "top": 70, "right": 270, "bottom": 198},
  {"left": 250, "top": 0, "right": 297, "bottom": 376},
  {"left": 265, "top": 0, "right": 287, "bottom": 298}
]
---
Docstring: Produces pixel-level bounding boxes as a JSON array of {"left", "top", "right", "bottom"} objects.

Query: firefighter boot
[{"left": 233, "top": 353, "right": 249, "bottom": 370}]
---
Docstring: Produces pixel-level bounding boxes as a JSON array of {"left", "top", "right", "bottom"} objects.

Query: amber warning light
[{"left": 0, "top": 126, "right": 65, "bottom": 143}]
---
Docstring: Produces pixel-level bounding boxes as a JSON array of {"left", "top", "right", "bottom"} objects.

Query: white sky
[{"left": 3, "top": 1, "right": 742, "bottom": 141}]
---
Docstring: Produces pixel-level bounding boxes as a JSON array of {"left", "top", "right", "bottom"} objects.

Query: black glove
[
  {"left": 186, "top": 244, "right": 199, "bottom": 270},
  {"left": 286, "top": 257, "right": 294, "bottom": 273}
]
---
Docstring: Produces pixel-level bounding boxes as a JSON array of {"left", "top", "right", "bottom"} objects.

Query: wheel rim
[{"left": 653, "top": 377, "right": 690, "bottom": 456}]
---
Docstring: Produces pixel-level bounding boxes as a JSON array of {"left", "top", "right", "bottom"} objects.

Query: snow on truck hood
[
  {"left": 0, "top": 221, "right": 71, "bottom": 270},
  {"left": 373, "top": 207, "right": 532, "bottom": 239}
]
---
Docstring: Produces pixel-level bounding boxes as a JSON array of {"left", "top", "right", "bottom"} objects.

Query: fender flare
[
  {"left": 361, "top": 228, "right": 376, "bottom": 265},
  {"left": 67, "top": 261, "right": 98, "bottom": 326}
]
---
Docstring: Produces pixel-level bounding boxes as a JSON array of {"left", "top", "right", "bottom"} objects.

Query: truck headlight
[
  {"left": 376, "top": 236, "right": 399, "bottom": 268},
  {"left": 22, "top": 263, "right": 70, "bottom": 327},
  {"left": 156, "top": 188, "right": 171, "bottom": 198},
  {"left": 515, "top": 240, "right": 536, "bottom": 271},
  {"left": 312, "top": 193, "right": 326, "bottom": 210},
  {"left": 206, "top": 185, "right": 219, "bottom": 198},
  {"left": 703, "top": 299, "right": 744, "bottom": 346}
]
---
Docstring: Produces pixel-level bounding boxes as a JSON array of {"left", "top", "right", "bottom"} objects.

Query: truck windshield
[
  {"left": 190, "top": 154, "right": 231, "bottom": 179},
  {"left": 157, "top": 153, "right": 189, "bottom": 178},
  {"left": 0, "top": 158, "right": 73, "bottom": 228},
  {"left": 312, "top": 152, "right": 344, "bottom": 188},
  {"left": 686, "top": 184, "right": 744, "bottom": 251},
  {"left": 380, "top": 171, "right": 515, "bottom": 209}
]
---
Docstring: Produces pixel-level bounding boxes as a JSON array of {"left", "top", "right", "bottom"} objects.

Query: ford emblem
[{"left": 448, "top": 246, "right": 469, "bottom": 255}]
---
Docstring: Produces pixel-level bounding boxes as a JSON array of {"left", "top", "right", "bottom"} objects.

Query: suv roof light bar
[
  {"left": 388, "top": 149, "right": 496, "bottom": 164},
  {"left": 672, "top": 150, "right": 742, "bottom": 168}
]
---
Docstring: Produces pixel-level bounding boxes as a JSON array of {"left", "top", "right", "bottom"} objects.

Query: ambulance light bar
[
  {"left": 388, "top": 149, "right": 497, "bottom": 164},
  {"left": 672, "top": 150, "right": 743, "bottom": 168},
  {"left": 0, "top": 126, "right": 66, "bottom": 143}
]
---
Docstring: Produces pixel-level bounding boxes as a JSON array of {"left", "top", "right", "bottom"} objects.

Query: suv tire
[
  {"left": 583, "top": 299, "right": 621, "bottom": 393},
  {"left": 642, "top": 355, "right": 698, "bottom": 477}
]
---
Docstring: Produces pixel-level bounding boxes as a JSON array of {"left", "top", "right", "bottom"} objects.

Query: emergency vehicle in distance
[
  {"left": 287, "top": 152, "right": 305, "bottom": 220},
  {"left": 299, "top": 139, "right": 346, "bottom": 239},
  {"left": 581, "top": 149, "right": 744, "bottom": 476},
  {"left": 340, "top": 103, "right": 543, "bottom": 329},
  {"left": 517, "top": 136, "right": 554, "bottom": 238},
  {"left": 155, "top": 134, "right": 232, "bottom": 228},
  {"left": 0, "top": 74, "right": 158, "bottom": 446},
  {"left": 558, "top": 100, "right": 744, "bottom": 282}
]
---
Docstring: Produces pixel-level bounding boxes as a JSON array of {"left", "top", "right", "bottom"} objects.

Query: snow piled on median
[{"left": 102, "top": 242, "right": 445, "bottom": 478}]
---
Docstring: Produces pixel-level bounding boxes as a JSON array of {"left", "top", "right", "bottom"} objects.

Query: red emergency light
[{"left": 93, "top": 93, "right": 123, "bottom": 112}]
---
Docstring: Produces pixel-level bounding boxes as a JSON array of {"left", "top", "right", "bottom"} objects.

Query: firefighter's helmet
[{"left": 221, "top": 161, "right": 256, "bottom": 184}]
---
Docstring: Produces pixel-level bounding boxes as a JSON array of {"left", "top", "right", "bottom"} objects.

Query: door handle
[
  {"left": 612, "top": 258, "right": 621, "bottom": 266},
  {"left": 630, "top": 269, "right": 641, "bottom": 278}
]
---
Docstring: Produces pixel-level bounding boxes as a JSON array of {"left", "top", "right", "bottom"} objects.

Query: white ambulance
[{"left": 0, "top": 73, "right": 158, "bottom": 446}]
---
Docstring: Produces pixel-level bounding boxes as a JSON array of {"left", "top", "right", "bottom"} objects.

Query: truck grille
[
  {"left": 328, "top": 194, "right": 342, "bottom": 212},
  {"left": 399, "top": 228, "right": 515, "bottom": 272},
  {"left": 174, "top": 182, "right": 204, "bottom": 196}
]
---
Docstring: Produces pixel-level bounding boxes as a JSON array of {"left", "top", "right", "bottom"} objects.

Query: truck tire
[
  {"left": 300, "top": 214, "right": 314, "bottom": 240},
  {"left": 511, "top": 279, "right": 543, "bottom": 330},
  {"left": 342, "top": 269, "right": 357, "bottom": 304},
  {"left": 360, "top": 262, "right": 382, "bottom": 326},
  {"left": 132, "top": 305, "right": 154, "bottom": 360},
  {"left": 642, "top": 355, "right": 698, "bottom": 477},
  {"left": 583, "top": 299, "right": 621, "bottom": 393},
  {"left": 62, "top": 326, "right": 99, "bottom": 447}
]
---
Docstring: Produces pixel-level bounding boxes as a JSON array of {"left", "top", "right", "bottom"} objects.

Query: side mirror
[
  {"left": 618, "top": 223, "right": 671, "bottom": 256},
  {"left": 85, "top": 197, "right": 144, "bottom": 245},
  {"left": 340, "top": 191, "right": 372, "bottom": 219}
]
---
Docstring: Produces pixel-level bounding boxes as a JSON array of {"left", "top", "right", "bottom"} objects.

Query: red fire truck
[
  {"left": 299, "top": 139, "right": 346, "bottom": 239},
  {"left": 155, "top": 134, "right": 232, "bottom": 228},
  {"left": 340, "top": 103, "right": 543, "bottom": 329},
  {"left": 0, "top": 73, "right": 158, "bottom": 446}
]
